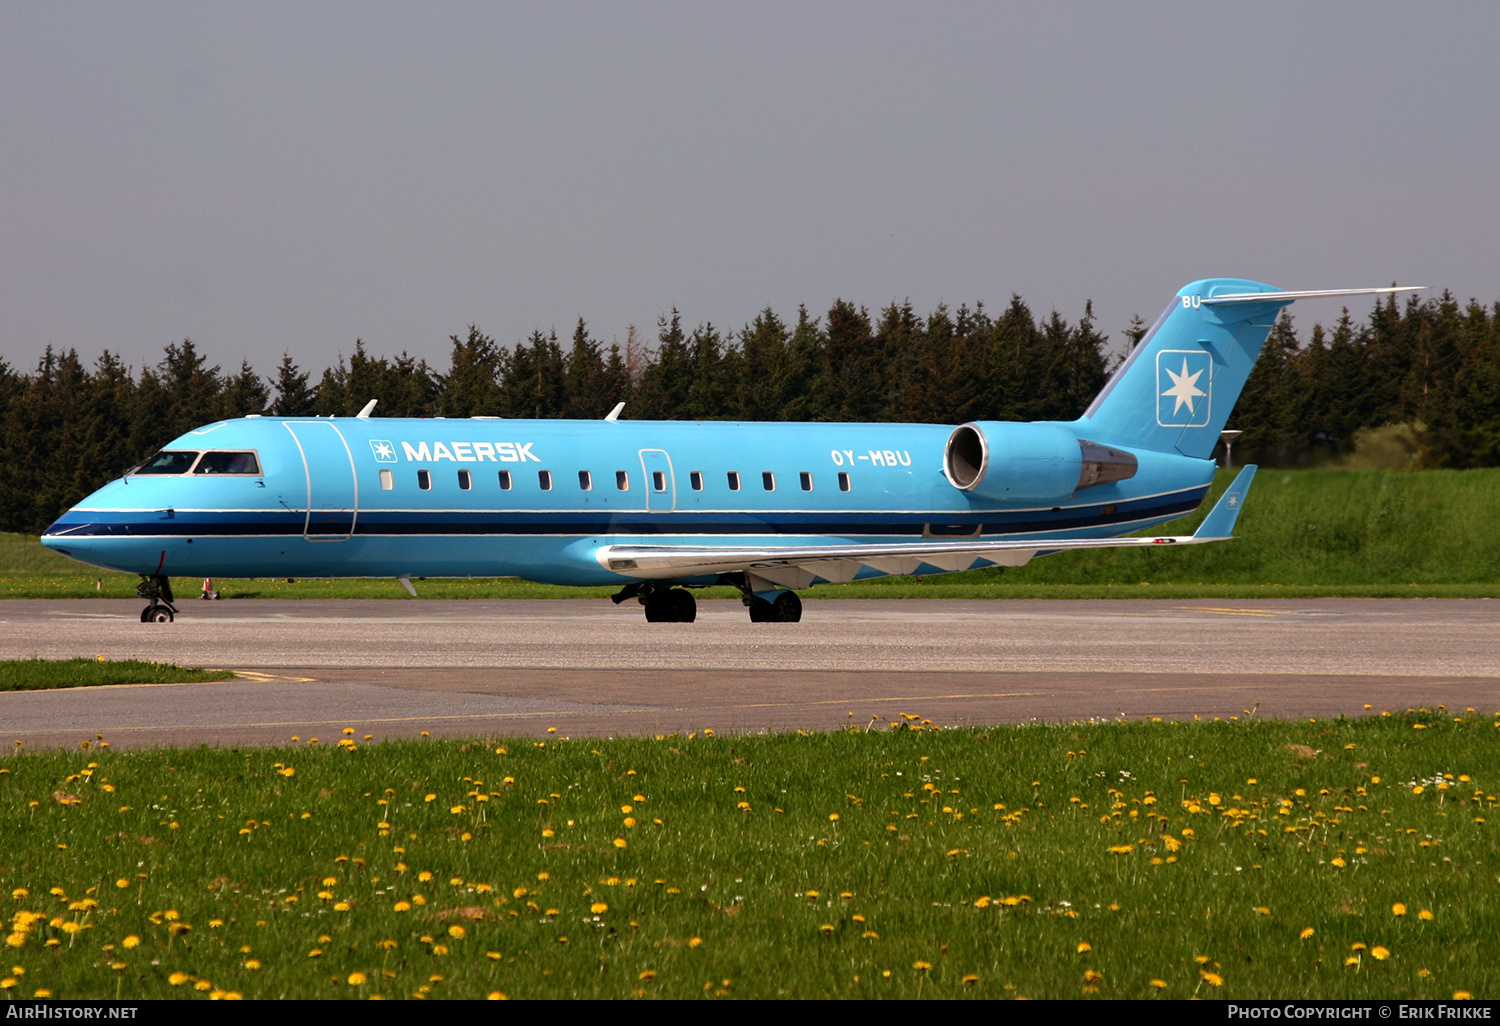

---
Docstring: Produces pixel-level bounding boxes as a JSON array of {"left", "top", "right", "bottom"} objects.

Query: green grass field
[
  {"left": 0, "top": 659, "right": 234, "bottom": 692},
  {"left": 5, "top": 467, "right": 1500, "bottom": 599},
  {"left": 3, "top": 713, "right": 1495, "bottom": 1000}
]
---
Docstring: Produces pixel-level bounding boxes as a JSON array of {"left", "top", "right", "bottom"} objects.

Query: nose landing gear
[{"left": 137, "top": 574, "right": 178, "bottom": 624}]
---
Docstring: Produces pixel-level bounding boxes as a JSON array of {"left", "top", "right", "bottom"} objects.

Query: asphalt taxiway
[{"left": 1, "top": 598, "right": 1496, "bottom": 748}]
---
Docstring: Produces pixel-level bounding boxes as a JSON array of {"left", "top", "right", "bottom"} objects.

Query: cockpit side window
[
  {"left": 133, "top": 451, "right": 202, "bottom": 475},
  {"left": 193, "top": 451, "right": 262, "bottom": 475}
]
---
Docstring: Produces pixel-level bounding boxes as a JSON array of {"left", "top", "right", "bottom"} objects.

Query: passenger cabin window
[
  {"left": 379, "top": 469, "right": 394, "bottom": 490},
  {"left": 652, "top": 471, "right": 666, "bottom": 492},
  {"left": 616, "top": 471, "right": 629, "bottom": 491},
  {"left": 194, "top": 451, "right": 261, "bottom": 475},
  {"left": 690, "top": 471, "right": 703, "bottom": 491},
  {"left": 579, "top": 470, "right": 592, "bottom": 491},
  {"left": 799, "top": 471, "right": 813, "bottom": 491},
  {"left": 838, "top": 472, "right": 851, "bottom": 492},
  {"left": 134, "top": 451, "right": 201, "bottom": 475},
  {"left": 458, "top": 469, "right": 472, "bottom": 490},
  {"left": 727, "top": 471, "right": 741, "bottom": 491},
  {"left": 762, "top": 472, "right": 775, "bottom": 491},
  {"left": 498, "top": 470, "right": 512, "bottom": 490},
  {"left": 539, "top": 470, "right": 553, "bottom": 491},
  {"left": 417, "top": 470, "right": 432, "bottom": 490}
]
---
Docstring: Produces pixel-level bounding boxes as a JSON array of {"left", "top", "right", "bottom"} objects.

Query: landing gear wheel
[
  {"left": 643, "top": 588, "right": 697, "bottom": 623},
  {"left": 748, "top": 591, "right": 802, "bottom": 623},
  {"left": 773, "top": 590, "right": 802, "bottom": 623},
  {"left": 137, "top": 574, "right": 178, "bottom": 624}
]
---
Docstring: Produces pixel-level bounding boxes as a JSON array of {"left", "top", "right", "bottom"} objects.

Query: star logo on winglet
[{"left": 1161, "top": 359, "right": 1207, "bottom": 416}]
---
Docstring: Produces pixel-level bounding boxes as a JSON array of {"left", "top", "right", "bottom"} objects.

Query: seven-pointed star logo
[{"left": 1161, "top": 358, "right": 1207, "bottom": 416}]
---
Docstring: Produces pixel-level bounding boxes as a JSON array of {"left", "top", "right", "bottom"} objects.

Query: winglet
[
  {"left": 605, "top": 402, "right": 625, "bottom": 422},
  {"left": 356, "top": 399, "right": 378, "bottom": 419},
  {"left": 1193, "top": 465, "right": 1257, "bottom": 539}
]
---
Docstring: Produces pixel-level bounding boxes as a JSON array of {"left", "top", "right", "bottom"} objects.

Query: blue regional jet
[{"left": 42, "top": 279, "right": 1420, "bottom": 624}]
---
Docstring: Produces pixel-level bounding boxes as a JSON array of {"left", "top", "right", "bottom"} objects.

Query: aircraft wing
[{"left": 598, "top": 466, "right": 1257, "bottom": 590}]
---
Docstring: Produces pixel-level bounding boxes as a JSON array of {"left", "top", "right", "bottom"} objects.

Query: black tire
[
  {"left": 139, "top": 607, "right": 152, "bottom": 623},
  {"left": 748, "top": 596, "right": 777, "bottom": 622},
  {"left": 671, "top": 589, "right": 697, "bottom": 623},
  {"left": 149, "top": 607, "right": 174, "bottom": 624},
  {"left": 643, "top": 593, "right": 671, "bottom": 622},
  {"left": 772, "top": 590, "right": 802, "bottom": 623}
]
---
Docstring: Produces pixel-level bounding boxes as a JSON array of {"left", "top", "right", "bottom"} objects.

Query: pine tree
[
  {"left": 271, "top": 353, "right": 317, "bottom": 416},
  {"left": 438, "top": 326, "right": 502, "bottom": 417}
]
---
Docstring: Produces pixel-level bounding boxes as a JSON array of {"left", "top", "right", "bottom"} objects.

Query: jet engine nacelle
[{"left": 943, "top": 422, "right": 1138, "bottom": 502}]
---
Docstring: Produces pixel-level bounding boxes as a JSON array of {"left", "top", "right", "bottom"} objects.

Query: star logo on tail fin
[{"left": 1156, "top": 350, "right": 1212, "bottom": 427}]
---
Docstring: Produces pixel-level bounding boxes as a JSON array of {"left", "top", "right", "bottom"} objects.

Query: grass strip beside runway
[
  {"left": 2, "top": 711, "right": 1496, "bottom": 999},
  {"left": 0, "top": 659, "right": 234, "bottom": 692}
]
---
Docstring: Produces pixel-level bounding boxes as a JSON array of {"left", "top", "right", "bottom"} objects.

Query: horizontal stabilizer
[
  {"left": 1202, "top": 286, "right": 1424, "bottom": 305},
  {"left": 1193, "top": 465, "right": 1257, "bottom": 539}
]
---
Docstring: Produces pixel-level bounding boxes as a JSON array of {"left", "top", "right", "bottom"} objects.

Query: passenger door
[{"left": 284, "top": 422, "right": 359, "bottom": 541}]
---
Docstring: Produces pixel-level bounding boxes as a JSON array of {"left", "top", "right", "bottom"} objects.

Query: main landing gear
[
  {"left": 610, "top": 577, "right": 804, "bottom": 623},
  {"left": 612, "top": 583, "right": 697, "bottom": 623},
  {"left": 138, "top": 574, "right": 178, "bottom": 623}
]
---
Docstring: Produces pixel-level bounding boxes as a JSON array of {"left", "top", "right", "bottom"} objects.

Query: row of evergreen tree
[{"left": 2, "top": 291, "right": 1496, "bottom": 534}]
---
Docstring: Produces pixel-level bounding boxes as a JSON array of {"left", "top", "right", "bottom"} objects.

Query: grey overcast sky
[{"left": 3, "top": 1, "right": 1497, "bottom": 378}]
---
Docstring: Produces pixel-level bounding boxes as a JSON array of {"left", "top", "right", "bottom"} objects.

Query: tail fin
[
  {"left": 1074, "top": 278, "right": 1287, "bottom": 458},
  {"left": 1075, "top": 280, "right": 1423, "bottom": 458}
]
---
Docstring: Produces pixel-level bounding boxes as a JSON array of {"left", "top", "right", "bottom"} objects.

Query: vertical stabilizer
[{"left": 1075, "top": 279, "right": 1290, "bottom": 459}]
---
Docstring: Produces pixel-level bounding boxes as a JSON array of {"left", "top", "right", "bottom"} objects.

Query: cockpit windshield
[
  {"left": 129, "top": 450, "right": 261, "bottom": 476},
  {"left": 194, "top": 451, "right": 261, "bottom": 475},
  {"left": 133, "top": 451, "right": 201, "bottom": 475}
]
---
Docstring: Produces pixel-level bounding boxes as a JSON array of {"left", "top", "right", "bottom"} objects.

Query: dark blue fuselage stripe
[{"left": 45, "top": 491, "right": 1207, "bottom": 540}]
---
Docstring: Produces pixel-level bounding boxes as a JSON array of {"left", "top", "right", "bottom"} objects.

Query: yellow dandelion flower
[
  {"left": 1455, "top": 992, "right": 1473, "bottom": 1000},
  {"left": 115, "top": 879, "right": 129, "bottom": 889},
  {"left": 487, "top": 991, "right": 507, "bottom": 1000},
  {"left": 591, "top": 903, "right": 608, "bottom": 914},
  {"left": 819, "top": 924, "right": 834, "bottom": 935},
  {"left": 913, "top": 960, "right": 932, "bottom": 972},
  {"left": 1151, "top": 979, "right": 1167, "bottom": 989},
  {"left": 122, "top": 935, "right": 140, "bottom": 949},
  {"left": 1371, "top": 947, "right": 1390, "bottom": 960},
  {"left": 689, "top": 937, "right": 702, "bottom": 948},
  {"left": 1201, "top": 971, "right": 1224, "bottom": 986},
  {"left": 1344, "top": 956, "right": 1361, "bottom": 967},
  {"left": 613, "top": 837, "right": 627, "bottom": 849},
  {"left": 348, "top": 972, "right": 367, "bottom": 986},
  {"left": 447, "top": 925, "right": 465, "bottom": 940},
  {"left": 168, "top": 972, "right": 192, "bottom": 986},
  {"left": 1419, "top": 910, "right": 1434, "bottom": 921},
  {"left": 1300, "top": 928, "right": 1315, "bottom": 940},
  {"left": 334, "top": 902, "right": 350, "bottom": 912},
  {"left": 393, "top": 901, "right": 411, "bottom": 912},
  {"left": 639, "top": 970, "right": 656, "bottom": 980},
  {"left": 243, "top": 960, "right": 260, "bottom": 970},
  {"left": 863, "top": 930, "right": 879, "bottom": 939},
  {"left": 974, "top": 896, "right": 992, "bottom": 909},
  {"left": 1393, "top": 903, "right": 1408, "bottom": 916},
  {"left": 962, "top": 973, "right": 979, "bottom": 985},
  {"left": 1076, "top": 942, "right": 1092, "bottom": 954}
]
